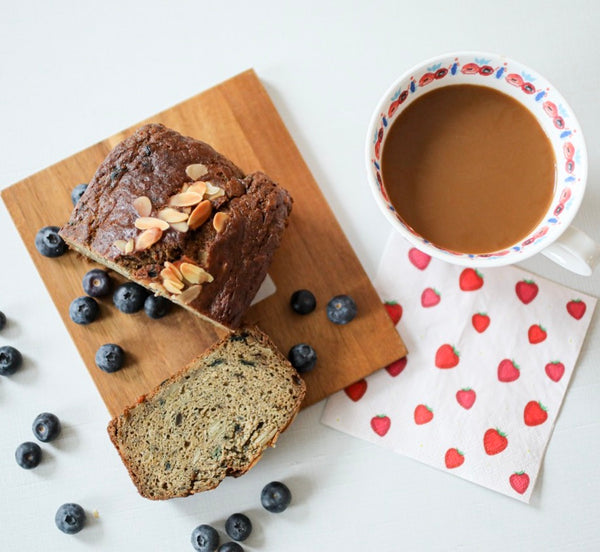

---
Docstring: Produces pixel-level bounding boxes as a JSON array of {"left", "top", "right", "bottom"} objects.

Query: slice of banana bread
[
  {"left": 59, "top": 123, "right": 292, "bottom": 330},
  {"left": 107, "top": 326, "right": 306, "bottom": 500}
]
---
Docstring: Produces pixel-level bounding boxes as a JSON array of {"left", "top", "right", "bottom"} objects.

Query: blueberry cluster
[
  {"left": 191, "top": 482, "right": 292, "bottom": 551},
  {"left": 15, "top": 412, "right": 62, "bottom": 469},
  {"left": 287, "top": 289, "right": 358, "bottom": 374},
  {"left": 64, "top": 268, "right": 173, "bottom": 373}
]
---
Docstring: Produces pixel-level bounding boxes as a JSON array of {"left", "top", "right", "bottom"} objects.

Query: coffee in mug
[{"left": 366, "top": 52, "right": 600, "bottom": 275}]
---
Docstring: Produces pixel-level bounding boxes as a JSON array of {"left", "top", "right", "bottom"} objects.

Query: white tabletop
[{"left": 1, "top": 1, "right": 599, "bottom": 550}]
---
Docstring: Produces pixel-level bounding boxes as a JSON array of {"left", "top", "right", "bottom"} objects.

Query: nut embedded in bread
[
  {"left": 107, "top": 326, "right": 306, "bottom": 500},
  {"left": 59, "top": 123, "right": 293, "bottom": 329}
]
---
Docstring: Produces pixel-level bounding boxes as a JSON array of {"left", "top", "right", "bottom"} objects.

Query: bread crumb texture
[{"left": 107, "top": 327, "right": 305, "bottom": 499}]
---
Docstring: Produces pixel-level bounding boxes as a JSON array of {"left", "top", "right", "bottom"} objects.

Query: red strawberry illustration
[
  {"left": 408, "top": 247, "right": 431, "bottom": 270},
  {"left": 435, "top": 344, "right": 459, "bottom": 369},
  {"left": 528, "top": 324, "right": 547, "bottom": 344},
  {"left": 566, "top": 299, "right": 586, "bottom": 320},
  {"left": 371, "top": 415, "right": 391, "bottom": 437},
  {"left": 497, "top": 359, "right": 520, "bottom": 382},
  {"left": 524, "top": 401, "right": 548, "bottom": 426},
  {"left": 456, "top": 388, "right": 476, "bottom": 410},
  {"left": 384, "top": 301, "right": 402, "bottom": 325},
  {"left": 414, "top": 404, "right": 434, "bottom": 425},
  {"left": 459, "top": 268, "right": 484, "bottom": 291},
  {"left": 509, "top": 472, "right": 530, "bottom": 494},
  {"left": 421, "top": 288, "right": 441, "bottom": 308},
  {"left": 545, "top": 361, "right": 565, "bottom": 382},
  {"left": 444, "top": 448, "right": 465, "bottom": 469},
  {"left": 483, "top": 428, "right": 508, "bottom": 455},
  {"left": 344, "top": 379, "right": 367, "bottom": 402},
  {"left": 471, "top": 313, "right": 490, "bottom": 333},
  {"left": 515, "top": 280, "right": 538, "bottom": 304},
  {"left": 385, "top": 357, "right": 407, "bottom": 377}
]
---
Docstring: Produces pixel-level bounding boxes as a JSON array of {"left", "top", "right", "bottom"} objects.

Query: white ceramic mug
[{"left": 366, "top": 51, "right": 600, "bottom": 276}]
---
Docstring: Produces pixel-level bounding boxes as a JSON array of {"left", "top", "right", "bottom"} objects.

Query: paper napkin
[{"left": 321, "top": 232, "right": 596, "bottom": 502}]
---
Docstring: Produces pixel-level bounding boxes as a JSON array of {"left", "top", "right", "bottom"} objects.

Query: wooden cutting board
[{"left": 2, "top": 69, "right": 407, "bottom": 417}]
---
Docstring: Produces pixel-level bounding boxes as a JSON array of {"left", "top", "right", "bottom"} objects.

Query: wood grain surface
[{"left": 2, "top": 69, "right": 407, "bottom": 417}]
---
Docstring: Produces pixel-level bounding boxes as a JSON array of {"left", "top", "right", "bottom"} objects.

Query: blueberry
[
  {"left": 261, "top": 481, "right": 292, "bottom": 513},
  {"left": 191, "top": 524, "right": 220, "bottom": 552},
  {"left": 144, "top": 295, "right": 171, "bottom": 319},
  {"left": 113, "top": 282, "right": 148, "bottom": 314},
  {"left": 95, "top": 344, "right": 125, "bottom": 373},
  {"left": 0, "top": 345, "right": 22, "bottom": 376},
  {"left": 326, "top": 294, "right": 357, "bottom": 325},
  {"left": 225, "top": 513, "right": 252, "bottom": 542},
  {"left": 55, "top": 503, "right": 86, "bottom": 534},
  {"left": 290, "top": 289, "right": 316, "bottom": 315},
  {"left": 71, "top": 183, "right": 88, "bottom": 206},
  {"left": 35, "top": 226, "right": 67, "bottom": 258},
  {"left": 288, "top": 343, "right": 317, "bottom": 373},
  {"left": 15, "top": 441, "right": 42, "bottom": 469},
  {"left": 32, "top": 412, "right": 62, "bottom": 442},
  {"left": 69, "top": 296, "right": 99, "bottom": 325},
  {"left": 82, "top": 269, "right": 112, "bottom": 297},
  {"left": 0, "top": 311, "right": 6, "bottom": 331},
  {"left": 218, "top": 543, "right": 243, "bottom": 552}
]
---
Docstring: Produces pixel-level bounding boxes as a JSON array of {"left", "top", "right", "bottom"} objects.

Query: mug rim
[{"left": 365, "top": 50, "right": 589, "bottom": 267}]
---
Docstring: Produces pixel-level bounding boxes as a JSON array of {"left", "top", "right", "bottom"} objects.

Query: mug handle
[{"left": 540, "top": 226, "right": 600, "bottom": 276}]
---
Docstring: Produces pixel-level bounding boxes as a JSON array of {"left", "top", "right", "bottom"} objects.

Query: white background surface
[{"left": 1, "top": 1, "right": 598, "bottom": 550}]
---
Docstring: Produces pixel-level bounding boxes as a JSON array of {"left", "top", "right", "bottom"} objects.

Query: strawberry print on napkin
[{"left": 321, "top": 233, "right": 596, "bottom": 502}]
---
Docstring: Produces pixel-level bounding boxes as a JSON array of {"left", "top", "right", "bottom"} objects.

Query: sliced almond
[
  {"left": 148, "top": 282, "right": 164, "bottom": 294},
  {"left": 178, "top": 284, "right": 202, "bottom": 304},
  {"left": 125, "top": 238, "right": 135, "bottom": 254},
  {"left": 170, "top": 221, "right": 189, "bottom": 233},
  {"left": 187, "top": 181, "right": 207, "bottom": 197},
  {"left": 188, "top": 200, "right": 212, "bottom": 230},
  {"left": 205, "top": 182, "right": 225, "bottom": 199},
  {"left": 162, "top": 272, "right": 184, "bottom": 289},
  {"left": 133, "top": 196, "right": 152, "bottom": 217},
  {"left": 180, "top": 262, "right": 214, "bottom": 285},
  {"left": 158, "top": 207, "right": 189, "bottom": 223},
  {"left": 135, "top": 217, "right": 170, "bottom": 231},
  {"left": 135, "top": 227, "right": 163, "bottom": 251},
  {"left": 185, "top": 163, "right": 209, "bottom": 180},
  {"left": 212, "top": 212, "right": 229, "bottom": 233},
  {"left": 163, "top": 279, "right": 184, "bottom": 295},
  {"left": 113, "top": 240, "right": 127, "bottom": 254},
  {"left": 169, "top": 191, "right": 204, "bottom": 207},
  {"left": 164, "top": 261, "right": 183, "bottom": 281}
]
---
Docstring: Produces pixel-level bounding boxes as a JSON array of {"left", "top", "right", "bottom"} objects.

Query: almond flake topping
[
  {"left": 135, "top": 227, "right": 162, "bottom": 251},
  {"left": 169, "top": 191, "right": 204, "bottom": 207},
  {"left": 170, "top": 221, "right": 189, "bottom": 233},
  {"left": 164, "top": 261, "right": 183, "bottom": 280},
  {"left": 135, "top": 217, "right": 170, "bottom": 231},
  {"left": 148, "top": 282, "right": 164, "bottom": 294},
  {"left": 213, "top": 212, "right": 229, "bottom": 233},
  {"left": 188, "top": 200, "right": 212, "bottom": 230},
  {"left": 125, "top": 238, "right": 135, "bottom": 254},
  {"left": 180, "top": 262, "right": 214, "bottom": 285},
  {"left": 187, "top": 181, "right": 207, "bottom": 197},
  {"left": 133, "top": 196, "right": 152, "bottom": 217},
  {"left": 205, "top": 182, "right": 225, "bottom": 199},
  {"left": 178, "top": 284, "right": 202, "bottom": 304},
  {"left": 113, "top": 240, "right": 127, "bottom": 254},
  {"left": 185, "top": 163, "right": 209, "bottom": 180},
  {"left": 158, "top": 207, "right": 189, "bottom": 224},
  {"left": 163, "top": 279, "right": 184, "bottom": 295}
]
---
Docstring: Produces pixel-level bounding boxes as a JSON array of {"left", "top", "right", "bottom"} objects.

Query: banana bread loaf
[
  {"left": 107, "top": 326, "right": 306, "bottom": 500},
  {"left": 59, "top": 124, "right": 292, "bottom": 329}
]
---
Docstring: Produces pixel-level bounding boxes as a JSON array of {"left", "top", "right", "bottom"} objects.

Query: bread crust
[{"left": 107, "top": 325, "right": 305, "bottom": 500}]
